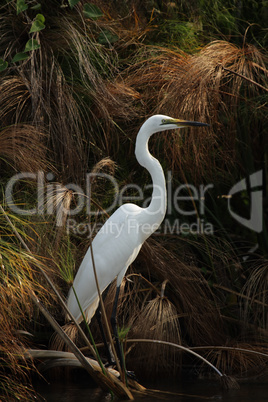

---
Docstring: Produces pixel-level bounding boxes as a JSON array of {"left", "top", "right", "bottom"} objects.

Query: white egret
[{"left": 67, "top": 114, "right": 208, "bottom": 365}]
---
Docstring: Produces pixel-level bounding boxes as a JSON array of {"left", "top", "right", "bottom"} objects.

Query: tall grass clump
[
  {"left": 0, "top": 216, "right": 45, "bottom": 400},
  {"left": 0, "top": 1, "right": 139, "bottom": 181},
  {"left": 124, "top": 40, "right": 267, "bottom": 183}
]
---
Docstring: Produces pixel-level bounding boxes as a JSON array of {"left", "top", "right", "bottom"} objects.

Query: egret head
[
  {"left": 135, "top": 114, "right": 209, "bottom": 164},
  {"left": 145, "top": 114, "right": 209, "bottom": 134}
]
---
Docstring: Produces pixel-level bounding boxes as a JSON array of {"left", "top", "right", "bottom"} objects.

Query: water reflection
[{"left": 35, "top": 377, "right": 268, "bottom": 402}]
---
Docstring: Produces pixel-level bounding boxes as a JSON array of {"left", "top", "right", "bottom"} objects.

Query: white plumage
[{"left": 67, "top": 115, "right": 207, "bottom": 327}]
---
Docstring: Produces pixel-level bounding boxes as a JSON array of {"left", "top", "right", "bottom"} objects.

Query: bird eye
[{"left": 161, "top": 119, "right": 167, "bottom": 125}]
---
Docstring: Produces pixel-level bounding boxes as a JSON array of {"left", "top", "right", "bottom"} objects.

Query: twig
[
  {"left": 213, "top": 283, "right": 268, "bottom": 308},
  {"left": 160, "top": 279, "right": 169, "bottom": 298},
  {"left": 126, "top": 273, "right": 162, "bottom": 296},
  {"left": 125, "top": 338, "right": 224, "bottom": 378},
  {"left": 23, "top": 349, "right": 120, "bottom": 377},
  {"left": 220, "top": 64, "right": 268, "bottom": 92},
  {"left": 191, "top": 345, "right": 268, "bottom": 359}
]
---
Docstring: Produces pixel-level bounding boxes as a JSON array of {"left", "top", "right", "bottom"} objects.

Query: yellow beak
[{"left": 161, "top": 118, "right": 209, "bottom": 127}]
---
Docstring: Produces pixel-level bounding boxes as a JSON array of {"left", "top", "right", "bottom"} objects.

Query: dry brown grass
[
  {"left": 0, "top": 124, "right": 47, "bottom": 172},
  {"left": 124, "top": 46, "right": 189, "bottom": 121},
  {"left": 46, "top": 15, "right": 140, "bottom": 157},
  {"left": 94, "top": 237, "right": 228, "bottom": 375},
  {"left": 0, "top": 76, "right": 31, "bottom": 125},
  {"left": 0, "top": 324, "right": 36, "bottom": 401},
  {"left": 0, "top": 10, "right": 144, "bottom": 180},
  {"left": 123, "top": 41, "right": 267, "bottom": 182},
  {"left": 128, "top": 293, "right": 181, "bottom": 376},
  {"left": 106, "top": 240, "right": 268, "bottom": 377},
  {"left": 200, "top": 342, "right": 268, "bottom": 377},
  {"left": 138, "top": 239, "right": 225, "bottom": 345},
  {"left": 241, "top": 260, "right": 268, "bottom": 334},
  {"left": 0, "top": 231, "right": 47, "bottom": 400}
]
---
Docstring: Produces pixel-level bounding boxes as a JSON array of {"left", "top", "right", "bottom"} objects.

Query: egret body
[{"left": 67, "top": 115, "right": 207, "bottom": 362}]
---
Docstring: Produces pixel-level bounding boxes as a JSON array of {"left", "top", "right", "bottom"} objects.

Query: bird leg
[
  {"left": 111, "top": 285, "right": 125, "bottom": 370},
  {"left": 111, "top": 285, "right": 137, "bottom": 381},
  {"left": 95, "top": 305, "right": 114, "bottom": 366}
]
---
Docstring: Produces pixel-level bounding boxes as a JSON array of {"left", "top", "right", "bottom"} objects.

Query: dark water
[{"left": 35, "top": 377, "right": 268, "bottom": 401}]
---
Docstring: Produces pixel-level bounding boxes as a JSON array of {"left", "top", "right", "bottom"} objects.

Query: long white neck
[{"left": 135, "top": 124, "right": 167, "bottom": 235}]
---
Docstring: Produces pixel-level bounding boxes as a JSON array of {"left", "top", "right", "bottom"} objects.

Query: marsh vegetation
[{"left": 0, "top": 0, "right": 267, "bottom": 400}]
